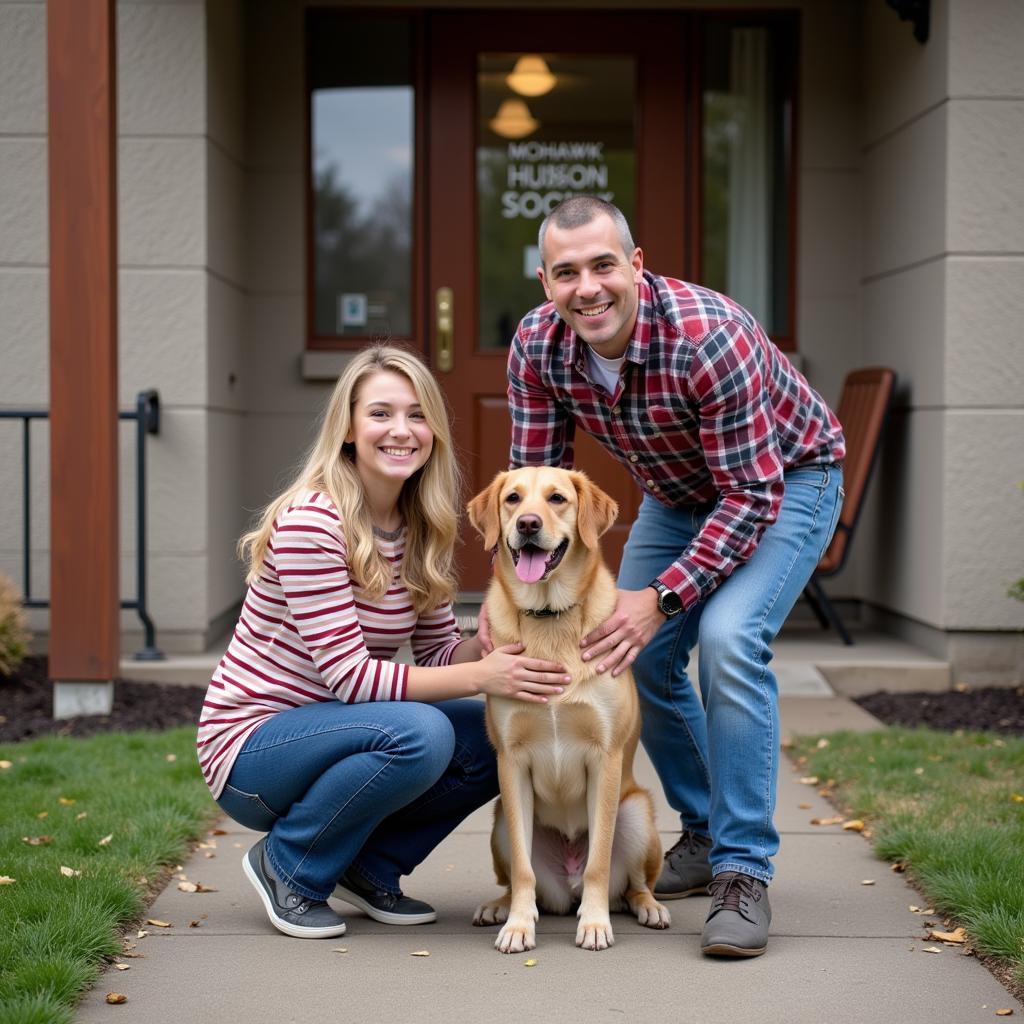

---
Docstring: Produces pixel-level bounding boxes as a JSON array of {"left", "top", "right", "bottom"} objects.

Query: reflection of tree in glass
[
  {"left": 314, "top": 163, "right": 412, "bottom": 337},
  {"left": 702, "top": 92, "right": 742, "bottom": 297}
]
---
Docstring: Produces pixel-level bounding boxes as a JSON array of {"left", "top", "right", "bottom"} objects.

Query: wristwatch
[{"left": 649, "top": 579, "right": 683, "bottom": 618}]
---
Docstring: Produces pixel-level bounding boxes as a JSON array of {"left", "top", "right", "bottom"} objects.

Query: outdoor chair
[{"left": 803, "top": 366, "right": 897, "bottom": 645}]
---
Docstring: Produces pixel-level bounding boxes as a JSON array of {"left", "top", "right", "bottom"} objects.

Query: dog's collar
[{"left": 521, "top": 605, "right": 577, "bottom": 619}]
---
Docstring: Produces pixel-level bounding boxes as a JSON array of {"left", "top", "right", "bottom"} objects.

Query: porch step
[{"left": 118, "top": 624, "right": 950, "bottom": 697}]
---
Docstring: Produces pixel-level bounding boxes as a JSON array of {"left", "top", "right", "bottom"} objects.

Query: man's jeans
[
  {"left": 216, "top": 698, "right": 498, "bottom": 902},
  {"left": 618, "top": 465, "right": 844, "bottom": 884}
]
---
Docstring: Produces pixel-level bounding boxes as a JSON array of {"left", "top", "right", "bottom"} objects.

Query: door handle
[{"left": 435, "top": 287, "right": 454, "bottom": 373}]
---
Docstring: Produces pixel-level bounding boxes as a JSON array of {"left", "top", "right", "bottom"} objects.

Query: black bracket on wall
[{"left": 886, "top": 0, "right": 930, "bottom": 44}]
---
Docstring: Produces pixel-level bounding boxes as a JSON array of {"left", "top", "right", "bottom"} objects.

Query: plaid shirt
[{"left": 508, "top": 272, "right": 845, "bottom": 611}]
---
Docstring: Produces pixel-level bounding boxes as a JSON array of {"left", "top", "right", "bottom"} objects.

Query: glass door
[{"left": 427, "top": 13, "right": 690, "bottom": 590}]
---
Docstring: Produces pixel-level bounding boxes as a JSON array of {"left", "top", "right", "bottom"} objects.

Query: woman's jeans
[
  {"left": 618, "top": 465, "right": 844, "bottom": 885},
  {"left": 216, "top": 698, "right": 498, "bottom": 902}
]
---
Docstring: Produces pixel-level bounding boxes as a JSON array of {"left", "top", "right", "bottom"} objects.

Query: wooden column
[{"left": 47, "top": 0, "right": 119, "bottom": 690}]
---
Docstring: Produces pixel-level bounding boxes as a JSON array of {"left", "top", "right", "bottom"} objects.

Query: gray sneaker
[
  {"left": 333, "top": 868, "right": 437, "bottom": 925},
  {"left": 654, "top": 829, "right": 713, "bottom": 899},
  {"left": 700, "top": 871, "right": 771, "bottom": 957},
  {"left": 242, "top": 839, "right": 348, "bottom": 939}
]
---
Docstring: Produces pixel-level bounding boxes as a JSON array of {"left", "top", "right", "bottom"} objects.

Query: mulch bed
[
  {"left": 1, "top": 655, "right": 1022, "bottom": 743},
  {"left": 0, "top": 656, "right": 205, "bottom": 743}
]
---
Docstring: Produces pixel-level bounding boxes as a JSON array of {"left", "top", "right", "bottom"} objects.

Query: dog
[{"left": 467, "top": 467, "right": 670, "bottom": 953}]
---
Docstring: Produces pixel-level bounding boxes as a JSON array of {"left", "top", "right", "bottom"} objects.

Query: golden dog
[{"left": 467, "top": 467, "right": 669, "bottom": 953}]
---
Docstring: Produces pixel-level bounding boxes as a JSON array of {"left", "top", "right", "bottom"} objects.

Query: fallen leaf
[
  {"left": 1011, "top": 794, "right": 1024, "bottom": 804},
  {"left": 37, "top": 811, "right": 48, "bottom": 819},
  {"left": 194, "top": 882, "right": 216, "bottom": 892},
  {"left": 410, "top": 950, "right": 430, "bottom": 957},
  {"left": 892, "top": 862, "right": 906, "bottom": 873},
  {"left": 189, "top": 920, "right": 202, "bottom": 928},
  {"left": 165, "top": 754, "right": 177, "bottom": 763},
  {"left": 105, "top": 993, "right": 127, "bottom": 1004},
  {"left": 953, "top": 682, "right": 970, "bottom": 693},
  {"left": 60, "top": 866, "right": 81, "bottom": 877},
  {"left": 58, "top": 797, "right": 76, "bottom": 806},
  {"left": 996, "top": 1010, "right": 1014, "bottom": 1017},
  {"left": 816, "top": 738, "right": 829, "bottom": 749},
  {"left": 798, "top": 802, "right": 812, "bottom": 810},
  {"left": 332, "top": 947, "right": 349, "bottom": 953},
  {"left": 524, "top": 959, "right": 538, "bottom": 967},
  {"left": 174, "top": 873, "right": 188, "bottom": 881},
  {"left": 115, "top": 963, "right": 130, "bottom": 971},
  {"left": 209, "top": 828, "right": 228, "bottom": 836},
  {"left": 842, "top": 819, "right": 865, "bottom": 832},
  {"left": 204, "top": 852, "right": 216, "bottom": 859},
  {"left": 146, "top": 919, "right": 172, "bottom": 928},
  {"left": 197, "top": 841, "right": 217, "bottom": 850},
  {"left": 98, "top": 834, "right": 113, "bottom": 846},
  {"left": 818, "top": 787, "right": 833, "bottom": 797},
  {"left": 76, "top": 812, "right": 88, "bottom": 820},
  {"left": 922, "top": 946, "right": 942, "bottom": 954},
  {"left": 929, "top": 927, "right": 967, "bottom": 944},
  {"left": 0, "top": 876, "right": 16, "bottom": 885},
  {"left": 810, "top": 816, "right": 844, "bottom": 826},
  {"left": 799, "top": 776, "right": 819, "bottom": 785},
  {"left": 120, "top": 951, "right": 144, "bottom": 958},
  {"left": 0, "top": 760, "right": 12, "bottom": 769},
  {"left": 22, "top": 836, "right": 53, "bottom": 846},
  {"left": 914, "top": 767, "right": 925, "bottom": 775},
  {"left": 861, "top": 880, "right": 876, "bottom": 886},
  {"left": 178, "top": 882, "right": 199, "bottom": 893}
]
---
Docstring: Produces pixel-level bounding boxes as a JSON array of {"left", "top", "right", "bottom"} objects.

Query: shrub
[{"left": 0, "top": 572, "right": 30, "bottom": 677}]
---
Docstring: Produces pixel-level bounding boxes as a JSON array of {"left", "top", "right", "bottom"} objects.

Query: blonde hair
[{"left": 239, "top": 345, "right": 461, "bottom": 612}]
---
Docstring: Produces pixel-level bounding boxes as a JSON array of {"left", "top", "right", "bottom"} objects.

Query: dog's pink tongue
[{"left": 515, "top": 547, "right": 547, "bottom": 584}]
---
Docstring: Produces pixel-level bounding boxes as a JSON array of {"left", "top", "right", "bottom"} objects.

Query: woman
[{"left": 197, "top": 345, "right": 567, "bottom": 939}]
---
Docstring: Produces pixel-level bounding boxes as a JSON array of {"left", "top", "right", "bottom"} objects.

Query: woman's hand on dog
[
  {"left": 477, "top": 644, "right": 569, "bottom": 703},
  {"left": 581, "top": 588, "right": 665, "bottom": 676}
]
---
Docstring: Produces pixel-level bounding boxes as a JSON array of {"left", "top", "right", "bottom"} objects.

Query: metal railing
[{"left": 0, "top": 389, "right": 164, "bottom": 660}]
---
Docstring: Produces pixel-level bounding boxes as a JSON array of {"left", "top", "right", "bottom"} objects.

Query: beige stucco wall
[
  {"left": 857, "top": 0, "right": 1024, "bottom": 669},
  {"left": 0, "top": 0, "right": 249, "bottom": 654},
  {"left": 3, "top": 0, "right": 1019, "bottom": 664}
]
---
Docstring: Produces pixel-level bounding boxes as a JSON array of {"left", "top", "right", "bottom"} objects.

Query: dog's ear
[
  {"left": 466, "top": 473, "right": 505, "bottom": 551},
  {"left": 571, "top": 471, "right": 619, "bottom": 549}
]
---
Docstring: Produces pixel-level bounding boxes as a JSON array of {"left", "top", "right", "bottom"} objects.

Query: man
[{"left": 494, "top": 196, "right": 845, "bottom": 958}]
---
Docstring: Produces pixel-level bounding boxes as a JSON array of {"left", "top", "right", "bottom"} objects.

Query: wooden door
[{"left": 426, "top": 13, "right": 692, "bottom": 589}]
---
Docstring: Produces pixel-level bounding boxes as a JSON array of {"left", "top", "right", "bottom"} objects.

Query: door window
[{"left": 476, "top": 54, "right": 636, "bottom": 350}]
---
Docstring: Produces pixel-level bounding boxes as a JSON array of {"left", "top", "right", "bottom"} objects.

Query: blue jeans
[
  {"left": 618, "top": 465, "right": 844, "bottom": 884},
  {"left": 216, "top": 698, "right": 498, "bottom": 902}
]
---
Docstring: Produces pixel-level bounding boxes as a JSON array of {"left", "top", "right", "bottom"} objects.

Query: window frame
[
  {"left": 304, "top": 7, "right": 424, "bottom": 351},
  {"left": 693, "top": 9, "right": 799, "bottom": 351}
]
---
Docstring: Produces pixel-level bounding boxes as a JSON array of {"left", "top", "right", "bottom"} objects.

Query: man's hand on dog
[
  {"left": 480, "top": 643, "right": 569, "bottom": 703},
  {"left": 581, "top": 587, "right": 664, "bottom": 676}
]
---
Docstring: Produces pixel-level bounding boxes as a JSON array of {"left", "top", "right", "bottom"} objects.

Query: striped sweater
[{"left": 196, "top": 491, "right": 464, "bottom": 799}]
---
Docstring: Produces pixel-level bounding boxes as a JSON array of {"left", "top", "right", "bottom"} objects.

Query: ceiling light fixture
[
  {"left": 489, "top": 98, "right": 539, "bottom": 139},
  {"left": 506, "top": 55, "right": 556, "bottom": 98}
]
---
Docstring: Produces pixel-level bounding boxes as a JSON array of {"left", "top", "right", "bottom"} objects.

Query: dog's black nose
[{"left": 516, "top": 513, "right": 542, "bottom": 536}]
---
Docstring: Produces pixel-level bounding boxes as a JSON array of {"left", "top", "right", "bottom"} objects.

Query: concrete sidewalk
[{"left": 76, "top": 696, "right": 1022, "bottom": 1024}]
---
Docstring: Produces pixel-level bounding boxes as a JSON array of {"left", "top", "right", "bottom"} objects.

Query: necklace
[{"left": 372, "top": 524, "right": 404, "bottom": 541}]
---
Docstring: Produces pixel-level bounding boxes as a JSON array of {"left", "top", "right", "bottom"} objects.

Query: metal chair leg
[{"left": 806, "top": 577, "right": 854, "bottom": 646}]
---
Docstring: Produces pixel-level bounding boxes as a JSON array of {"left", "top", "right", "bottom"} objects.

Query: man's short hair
[{"left": 538, "top": 197, "right": 636, "bottom": 266}]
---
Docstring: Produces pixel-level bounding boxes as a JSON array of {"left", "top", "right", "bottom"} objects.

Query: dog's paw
[
  {"left": 575, "top": 916, "right": 614, "bottom": 951},
  {"left": 473, "top": 897, "right": 510, "bottom": 927},
  {"left": 495, "top": 918, "right": 537, "bottom": 954},
  {"left": 634, "top": 898, "right": 671, "bottom": 930}
]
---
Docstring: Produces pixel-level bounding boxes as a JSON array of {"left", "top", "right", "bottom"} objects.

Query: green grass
[
  {"left": 791, "top": 726, "right": 1024, "bottom": 988},
  {"left": 0, "top": 727, "right": 219, "bottom": 1024}
]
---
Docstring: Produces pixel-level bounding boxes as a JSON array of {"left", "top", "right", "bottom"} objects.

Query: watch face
[{"left": 658, "top": 586, "right": 682, "bottom": 615}]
